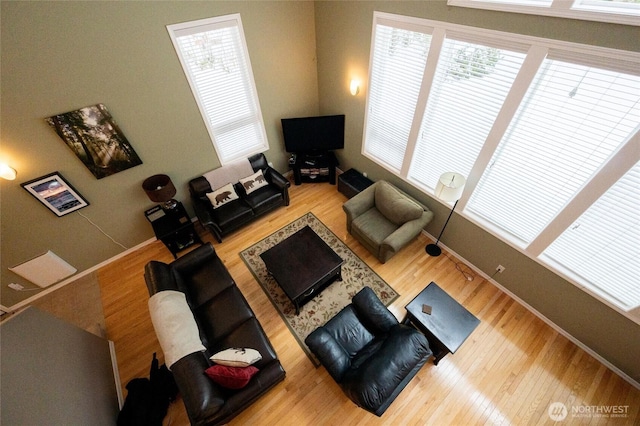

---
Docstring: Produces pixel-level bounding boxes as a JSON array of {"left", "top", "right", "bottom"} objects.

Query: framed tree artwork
[
  {"left": 46, "top": 104, "right": 142, "bottom": 179},
  {"left": 22, "top": 172, "right": 89, "bottom": 217}
]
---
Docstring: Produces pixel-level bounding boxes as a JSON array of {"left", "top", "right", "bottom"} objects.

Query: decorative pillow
[
  {"left": 204, "top": 365, "right": 259, "bottom": 390},
  {"left": 210, "top": 348, "right": 262, "bottom": 367},
  {"left": 375, "top": 181, "right": 424, "bottom": 226},
  {"left": 238, "top": 170, "right": 268, "bottom": 195},
  {"left": 206, "top": 183, "right": 239, "bottom": 209}
]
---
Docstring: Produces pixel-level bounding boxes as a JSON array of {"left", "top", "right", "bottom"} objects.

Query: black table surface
[
  {"left": 405, "top": 281, "right": 480, "bottom": 354},
  {"left": 260, "top": 226, "right": 343, "bottom": 301}
]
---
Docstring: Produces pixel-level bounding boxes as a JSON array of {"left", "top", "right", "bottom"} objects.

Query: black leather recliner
[
  {"left": 145, "top": 243, "right": 286, "bottom": 425},
  {"left": 189, "top": 153, "right": 290, "bottom": 242},
  {"left": 305, "top": 286, "right": 432, "bottom": 416}
]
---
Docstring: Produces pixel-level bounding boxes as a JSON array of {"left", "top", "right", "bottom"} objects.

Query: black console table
[
  {"left": 145, "top": 201, "right": 203, "bottom": 258},
  {"left": 291, "top": 152, "right": 338, "bottom": 185}
]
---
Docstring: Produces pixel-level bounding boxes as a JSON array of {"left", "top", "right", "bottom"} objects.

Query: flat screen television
[{"left": 281, "top": 114, "right": 345, "bottom": 153}]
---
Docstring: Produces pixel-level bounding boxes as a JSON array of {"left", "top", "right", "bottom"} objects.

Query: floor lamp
[{"left": 426, "top": 172, "right": 466, "bottom": 257}]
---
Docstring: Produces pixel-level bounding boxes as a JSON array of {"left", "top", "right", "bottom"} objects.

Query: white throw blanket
[
  {"left": 148, "top": 290, "right": 206, "bottom": 368},
  {"left": 203, "top": 158, "right": 254, "bottom": 191}
]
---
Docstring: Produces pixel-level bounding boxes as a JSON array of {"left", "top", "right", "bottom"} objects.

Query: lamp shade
[
  {"left": 142, "top": 174, "right": 176, "bottom": 203},
  {"left": 434, "top": 172, "right": 466, "bottom": 202}
]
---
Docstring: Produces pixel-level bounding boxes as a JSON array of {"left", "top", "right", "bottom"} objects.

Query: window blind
[
  {"left": 408, "top": 35, "right": 526, "bottom": 191},
  {"left": 363, "top": 24, "right": 432, "bottom": 172},
  {"left": 467, "top": 58, "right": 640, "bottom": 244},
  {"left": 168, "top": 15, "right": 268, "bottom": 164},
  {"left": 542, "top": 161, "right": 640, "bottom": 309}
]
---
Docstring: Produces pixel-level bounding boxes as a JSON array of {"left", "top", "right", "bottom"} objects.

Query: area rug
[{"left": 239, "top": 212, "right": 399, "bottom": 366}]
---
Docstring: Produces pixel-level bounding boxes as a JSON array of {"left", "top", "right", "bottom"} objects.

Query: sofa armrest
[
  {"left": 170, "top": 351, "right": 226, "bottom": 425},
  {"left": 264, "top": 167, "right": 291, "bottom": 205},
  {"left": 171, "top": 243, "right": 218, "bottom": 274},
  {"left": 342, "top": 183, "right": 377, "bottom": 232},
  {"left": 380, "top": 210, "right": 434, "bottom": 262},
  {"left": 352, "top": 286, "right": 398, "bottom": 334},
  {"left": 145, "top": 261, "right": 178, "bottom": 295},
  {"left": 305, "top": 328, "right": 350, "bottom": 383}
]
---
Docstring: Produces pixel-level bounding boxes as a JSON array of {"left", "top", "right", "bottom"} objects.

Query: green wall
[
  {"left": 313, "top": 1, "right": 640, "bottom": 383},
  {"left": 1, "top": 1, "right": 318, "bottom": 307},
  {"left": 2, "top": 0, "right": 639, "bottom": 384}
]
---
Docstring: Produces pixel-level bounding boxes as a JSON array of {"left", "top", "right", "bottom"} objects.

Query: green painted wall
[
  {"left": 1, "top": 1, "right": 318, "bottom": 307},
  {"left": 313, "top": 1, "right": 640, "bottom": 382},
  {"left": 2, "top": 0, "right": 638, "bottom": 384}
]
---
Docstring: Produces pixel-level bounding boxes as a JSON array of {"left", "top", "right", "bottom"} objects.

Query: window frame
[
  {"left": 448, "top": 0, "right": 640, "bottom": 27},
  {"left": 167, "top": 14, "right": 269, "bottom": 165},
  {"left": 363, "top": 12, "right": 640, "bottom": 323}
]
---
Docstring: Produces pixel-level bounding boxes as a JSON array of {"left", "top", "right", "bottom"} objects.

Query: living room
[{"left": 2, "top": 0, "right": 639, "bottom": 423}]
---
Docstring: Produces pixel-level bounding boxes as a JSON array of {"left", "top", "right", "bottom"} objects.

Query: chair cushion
[
  {"left": 211, "top": 199, "right": 254, "bottom": 230},
  {"left": 204, "top": 365, "right": 259, "bottom": 390},
  {"left": 351, "top": 208, "right": 397, "bottom": 248},
  {"left": 374, "top": 181, "right": 423, "bottom": 226}
]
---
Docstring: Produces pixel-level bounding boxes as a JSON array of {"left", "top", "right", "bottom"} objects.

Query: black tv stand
[{"left": 292, "top": 151, "right": 338, "bottom": 185}]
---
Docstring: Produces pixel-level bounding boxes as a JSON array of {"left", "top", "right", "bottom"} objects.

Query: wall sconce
[
  {"left": 0, "top": 163, "right": 17, "bottom": 180},
  {"left": 350, "top": 79, "right": 361, "bottom": 96}
]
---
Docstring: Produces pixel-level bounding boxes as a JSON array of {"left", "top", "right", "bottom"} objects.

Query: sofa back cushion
[{"left": 374, "top": 181, "right": 424, "bottom": 226}]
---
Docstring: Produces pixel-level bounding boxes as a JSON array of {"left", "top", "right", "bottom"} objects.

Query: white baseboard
[{"left": 421, "top": 230, "right": 640, "bottom": 391}]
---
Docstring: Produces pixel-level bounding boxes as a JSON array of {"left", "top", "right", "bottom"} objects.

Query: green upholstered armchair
[{"left": 343, "top": 181, "right": 434, "bottom": 263}]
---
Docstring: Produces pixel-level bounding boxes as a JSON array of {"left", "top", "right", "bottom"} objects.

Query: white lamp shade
[{"left": 434, "top": 172, "right": 466, "bottom": 202}]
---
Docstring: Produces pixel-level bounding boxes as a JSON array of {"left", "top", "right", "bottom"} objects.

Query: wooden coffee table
[
  {"left": 260, "top": 226, "right": 343, "bottom": 315},
  {"left": 403, "top": 281, "right": 480, "bottom": 365}
]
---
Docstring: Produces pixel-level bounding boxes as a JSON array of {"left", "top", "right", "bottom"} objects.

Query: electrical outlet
[
  {"left": 8, "top": 283, "right": 24, "bottom": 291},
  {"left": 496, "top": 265, "right": 506, "bottom": 273}
]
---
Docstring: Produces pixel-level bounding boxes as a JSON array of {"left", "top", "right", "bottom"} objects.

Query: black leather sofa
[
  {"left": 144, "top": 243, "right": 286, "bottom": 426},
  {"left": 189, "top": 153, "right": 290, "bottom": 242},
  {"left": 305, "top": 286, "right": 431, "bottom": 416}
]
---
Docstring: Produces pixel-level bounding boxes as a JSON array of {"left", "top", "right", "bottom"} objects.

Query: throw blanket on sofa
[
  {"left": 148, "top": 290, "right": 206, "bottom": 368},
  {"left": 203, "top": 158, "right": 254, "bottom": 191}
]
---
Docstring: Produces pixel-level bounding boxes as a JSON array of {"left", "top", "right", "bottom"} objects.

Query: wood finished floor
[{"left": 98, "top": 180, "right": 640, "bottom": 425}]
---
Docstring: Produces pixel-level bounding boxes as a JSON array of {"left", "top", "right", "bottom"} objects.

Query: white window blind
[
  {"left": 363, "top": 23, "right": 432, "bottom": 172},
  {"left": 408, "top": 34, "right": 526, "bottom": 192},
  {"left": 542, "top": 161, "right": 640, "bottom": 309},
  {"left": 467, "top": 58, "right": 640, "bottom": 244},
  {"left": 167, "top": 15, "right": 268, "bottom": 164}
]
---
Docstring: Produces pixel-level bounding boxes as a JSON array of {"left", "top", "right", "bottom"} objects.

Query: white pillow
[
  {"left": 239, "top": 170, "right": 269, "bottom": 195},
  {"left": 210, "top": 348, "right": 262, "bottom": 367},
  {"left": 206, "top": 183, "right": 239, "bottom": 209}
]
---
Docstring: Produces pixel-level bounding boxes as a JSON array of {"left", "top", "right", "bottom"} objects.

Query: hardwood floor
[{"left": 98, "top": 181, "right": 640, "bottom": 425}]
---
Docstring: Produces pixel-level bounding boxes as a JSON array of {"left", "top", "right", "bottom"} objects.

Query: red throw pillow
[{"left": 204, "top": 364, "right": 259, "bottom": 389}]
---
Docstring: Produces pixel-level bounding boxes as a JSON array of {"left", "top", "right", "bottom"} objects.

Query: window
[
  {"left": 408, "top": 34, "right": 527, "bottom": 193},
  {"left": 466, "top": 57, "right": 640, "bottom": 244},
  {"left": 542, "top": 161, "right": 640, "bottom": 310},
  {"left": 167, "top": 14, "right": 268, "bottom": 164},
  {"left": 363, "top": 21, "right": 433, "bottom": 172},
  {"left": 448, "top": 0, "right": 640, "bottom": 26},
  {"left": 363, "top": 12, "right": 640, "bottom": 320}
]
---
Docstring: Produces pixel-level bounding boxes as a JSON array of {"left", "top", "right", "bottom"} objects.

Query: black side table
[
  {"left": 145, "top": 201, "right": 203, "bottom": 258},
  {"left": 403, "top": 281, "right": 480, "bottom": 365}
]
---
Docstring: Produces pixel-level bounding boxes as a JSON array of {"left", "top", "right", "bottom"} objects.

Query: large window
[
  {"left": 167, "top": 14, "right": 268, "bottom": 164},
  {"left": 363, "top": 12, "right": 640, "bottom": 320}
]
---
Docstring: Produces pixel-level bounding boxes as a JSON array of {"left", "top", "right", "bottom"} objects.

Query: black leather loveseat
[
  {"left": 145, "top": 243, "right": 286, "bottom": 425},
  {"left": 189, "top": 153, "right": 290, "bottom": 242},
  {"left": 305, "top": 287, "right": 431, "bottom": 416}
]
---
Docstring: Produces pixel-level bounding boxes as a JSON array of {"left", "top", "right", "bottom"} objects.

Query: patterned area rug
[{"left": 239, "top": 212, "right": 399, "bottom": 366}]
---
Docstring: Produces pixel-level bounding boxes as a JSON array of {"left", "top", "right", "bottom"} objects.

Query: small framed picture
[{"left": 21, "top": 172, "right": 89, "bottom": 217}]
